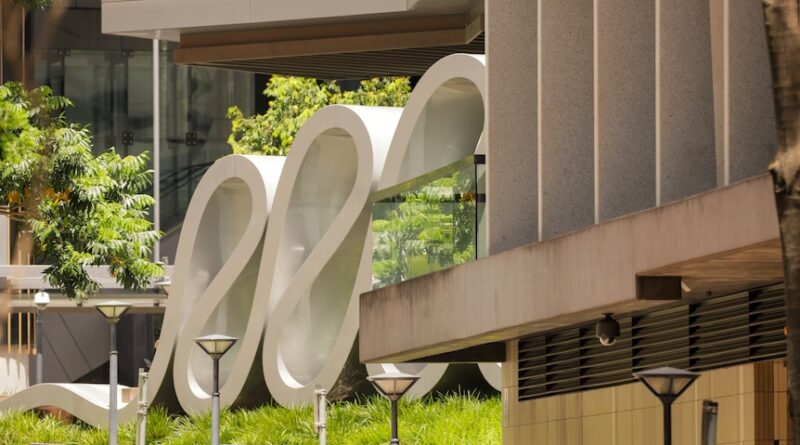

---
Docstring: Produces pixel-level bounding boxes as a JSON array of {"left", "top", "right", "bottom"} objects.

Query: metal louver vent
[
  {"left": 518, "top": 284, "right": 786, "bottom": 401},
  {"left": 518, "top": 319, "right": 632, "bottom": 400}
]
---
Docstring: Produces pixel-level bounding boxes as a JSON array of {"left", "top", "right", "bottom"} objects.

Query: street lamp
[
  {"left": 367, "top": 371, "right": 420, "bottom": 445},
  {"left": 634, "top": 367, "right": 700, "bottom": 445},
  {"left": 95, "top": 300, "right": 132, "bottom": 445},
  {"left": 194, "top": 334, "right": 238, "bottom": 445},
  {"left": 33, "top": 291, "right": 49, "bottom": 385}
]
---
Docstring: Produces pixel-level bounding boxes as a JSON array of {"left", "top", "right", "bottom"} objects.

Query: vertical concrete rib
[
  {"left": 595, "top": 0, "right": 656, "bottom": 221},
  {"left": 727, "top": 0, "right": 777, "bottom": 182},
  {"left": 486, "top": 0, "right": 539, "bottom": 253},
  {"left": 593, "top": 0, "right": 600, "bottom": 223},
  {"left": 723, "top": 0, "right": 731, "bottom": 185},
  {"left": 536, "top": 0, "right": 542, "bottom": 241},
  {"left": 540, "top": 0, "right": 594, "bottom": 239},
  {"left": 657, "top": 0, "right": 716, "bottom": 204},
  {"left": 709, "top": 0, "right": 727, "bottom": 187},
  {"left": 655, "top": 0, "right": 661, "bottom": 206}
]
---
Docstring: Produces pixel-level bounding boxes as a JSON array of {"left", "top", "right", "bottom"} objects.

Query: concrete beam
[
  {"left": 0, "top": 265, "right": 174, "bottom": 311},
  {"left": 173, "top": 14, "right": 483, "bottom": 64},
  {"left": 359, "top": 174, "right": 780, "bottom": 363}
]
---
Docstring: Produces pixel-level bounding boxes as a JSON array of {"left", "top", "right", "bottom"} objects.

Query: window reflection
[{"left": 371, "top": 155, "right": 486, "bottom": 289}]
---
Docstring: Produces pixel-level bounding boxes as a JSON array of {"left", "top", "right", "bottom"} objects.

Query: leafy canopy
[
  {"left": 227, "top": 76, "right": 411, "bottom": 155},
  {"left": 0, "top": 83, "right": 163, "bottom": 301},
  {"left": 11, "top": 0, "right": 52, "bottom": 9}
]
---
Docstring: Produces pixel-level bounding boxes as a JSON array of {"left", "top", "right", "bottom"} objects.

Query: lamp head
[
  {"left": 634, "top": 367, "right": 700, "bottom": 401},
  {"left": 33, "top": 291, "right": 50, "bottom": 310},
  {"left": 367, "top": 371, "right": 420, "bottom": 401},
  {"left": 194, "top": 334, "right": 238, "bottom": 360},
  {"left": 94, "top": 300, "right": 132, "bottom": 324}
]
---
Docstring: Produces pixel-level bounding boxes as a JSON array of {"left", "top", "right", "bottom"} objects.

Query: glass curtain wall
[
  {"left": 159, "top": 58, "right": 254, "bottom": 235},
  {"left": 18, "top": 0, "right": 255, "bottom": 385},
  {"left": 28, "top": 1, "right": 255, "bottom": 251}
]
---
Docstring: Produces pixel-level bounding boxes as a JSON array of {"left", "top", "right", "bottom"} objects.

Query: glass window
[
  {"left": 28, "top": 3, "right": 255, "bottom": 237},
  {"left": 371, "top": 155, "right": 486, "bottom": 289}
]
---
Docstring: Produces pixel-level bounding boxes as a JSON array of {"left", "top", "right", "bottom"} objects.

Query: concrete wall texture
[
  {"left": 502, "top": 342, "right": 790, "bottom": 445},
  {"left": 38, "top": 312, "right": 109, "bottom": 384},
  {"left": 486, "top": 0, "right": 777, "bottom": 248}
]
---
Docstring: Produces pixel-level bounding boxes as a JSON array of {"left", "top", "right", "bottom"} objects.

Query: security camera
[{"left": 596, "top": 313, "right": 620, "bottom": 346}]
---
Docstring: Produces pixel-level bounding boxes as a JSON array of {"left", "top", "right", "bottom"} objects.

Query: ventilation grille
[{"left": 518, "top": 285, "right": 786, "bottom": 401}]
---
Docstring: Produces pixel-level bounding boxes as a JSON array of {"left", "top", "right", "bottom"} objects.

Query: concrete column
[
  {"left": 710, "top": 0, "right": 777, "bottom": 186},
  {"left": 486, "top": 0, "right": 538, "bottom": 253},
  {"left": 595, "top": 0, "right": 656, "bottom": 221},
  {"left": 727, "top": 0, "right": 777, "bottom": 183},
  {"left": 539, "top": 0, "right": 594, "bottom": 239},
  {"left": 657, "top": 0, "right": 716, "bottom": 204}
]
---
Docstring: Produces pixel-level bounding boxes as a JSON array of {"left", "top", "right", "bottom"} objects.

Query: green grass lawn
[{"left": 0, "top": 393, "right": 500, "bottom": 445}]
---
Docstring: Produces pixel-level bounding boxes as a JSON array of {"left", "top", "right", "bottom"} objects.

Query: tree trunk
[{"left": 762, "top": 1, "right": 800, "bottom": 442}]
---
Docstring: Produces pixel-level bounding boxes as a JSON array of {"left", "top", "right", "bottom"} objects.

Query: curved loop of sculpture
[
  {"left": 0, "top": 384, "right": 125, "bottom": 428},
  {"left": 379, "top": 53, "right": 487, "bottom": 189},
  {"left": 0, "top": 155, "right": 285, "bottom": 427},
  {"left": 170, "top": 155, "right": 285, "bottom": 414},
  {"left": 370, "top": 54, "right": 500, "bottom": 392},
  {"left": 0, "top": 53, "right": 496, "bottom": 424},
  {"left": 259, "top": 105, "right": 402, "bottom": 406}
]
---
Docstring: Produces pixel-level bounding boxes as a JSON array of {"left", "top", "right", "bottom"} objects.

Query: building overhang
[
  {"left": 101, "top": 0, "right": 484, "bottom": 78},
  {"left": 0, "top": 265, "right": 174, "bottom": 312},
  {"left": 359, "top": 174, "right": 782, "bottom": 363}
]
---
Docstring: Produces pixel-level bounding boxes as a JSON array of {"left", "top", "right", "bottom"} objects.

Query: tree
[
  {"left": 10, "top": 0, "right": 51, "bottom": 9},
  {"left": 227, "top": 76, "right": 411, "bottom": 156},
  {"left": 762, "top": 1, "right": 800, "bottom": 441},
  {"left": 0, "top": 83, "right": 163, "bottom": 301}
]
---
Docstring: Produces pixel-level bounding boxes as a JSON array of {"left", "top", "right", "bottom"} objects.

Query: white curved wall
[
  {"left": 171, "top": 155, "right": 282, "bottom": 413},
  {"left": 259, "top": 106, "right": 401, "bottom": 406},
  {"left": 0, "top": 53, "right": 493, "bottom": 425}
]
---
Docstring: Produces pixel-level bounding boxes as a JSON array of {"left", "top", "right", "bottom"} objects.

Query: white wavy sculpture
[{"left": 0, "top": 54, "right": 496, "bottom": 426}]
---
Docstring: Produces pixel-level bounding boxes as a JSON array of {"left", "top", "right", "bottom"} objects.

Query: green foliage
[
  {"left": 0, "top": 394, "right": 500, "bottom": 445},
  {"left": 0, "top": 82, "right": 163, "bottom": 301},
  {"left": 227, "top": 76, "right": 411, "bottom": 155},
  {"left": 10, "top": 0, "right": 52, "bottom": 9}
]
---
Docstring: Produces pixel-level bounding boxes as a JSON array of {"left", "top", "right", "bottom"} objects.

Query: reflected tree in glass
[{"left": 372, "top": 165, "right": 478, "bottom": 289}]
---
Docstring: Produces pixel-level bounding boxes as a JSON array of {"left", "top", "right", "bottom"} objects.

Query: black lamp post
[
  {"left": 95, "top": 300, "right": 132, "bottom": 445},
  {"left": 33, "top": 290, "right": 50, "bottom": 385},
  {"left": 633, "top": 367, "right": 700, "bottom": 445},
  {"left": 194, "top": 334, "right": 238, "bottom": 445},
  {"left": 367, "top": 371, "right": 420, "bottom": 445}
]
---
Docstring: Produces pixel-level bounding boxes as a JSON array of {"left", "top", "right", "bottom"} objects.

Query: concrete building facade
[
  {"left": 0, "top": 0, "right": 787, "bottom": 442},
  {"left": 101, "top": 0, "right": 787, "bottom": 427}
]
